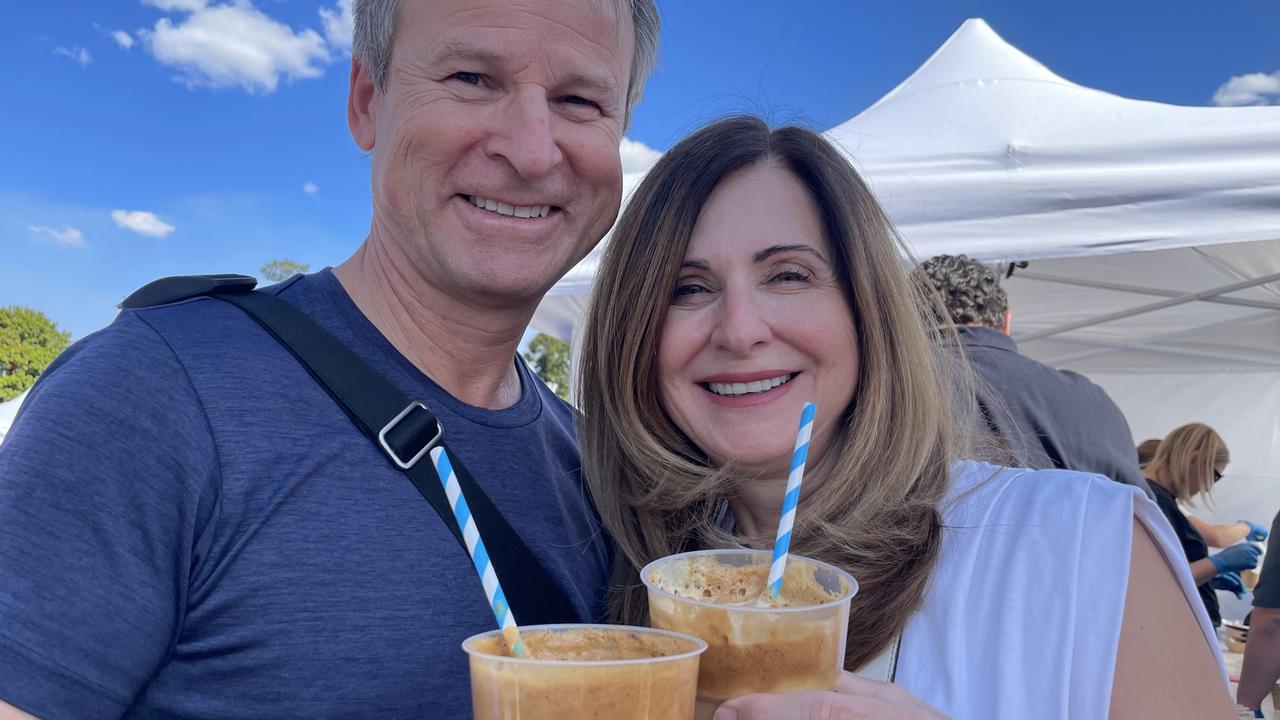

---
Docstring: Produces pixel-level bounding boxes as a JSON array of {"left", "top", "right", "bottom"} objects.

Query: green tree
[
  {"left": 260, "top": 259, "right": 311, "bottom": 283},
  {"left": 0, "top": 307, "right": 71, "bottom": 401},
  {"left": 523, "top": 333, "right": 571, "bottom": 400}
]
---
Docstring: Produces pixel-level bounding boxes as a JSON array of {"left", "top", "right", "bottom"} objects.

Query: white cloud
[
  {"left": 28, "top": 225, "right": 86, "bottom": 248},
  {"left": 319, "top": 0, "right": 353, "bottom": 54},
  {"left": 140, "top": 1, "right": 329, "bottom": 94},
  {"left": 1213, "top": 72, "right": 1280, "bottom": 106},
  {"left": 303, "top": 182, "right": 319, "bottom": 195},
  {"left": 54, "top": 46, "right": 92, "bottom": 67},
  {"left": 111, "top": 209, "right": 176, "bottom": 238},
  {"left": 112, "top": 30, "right": 136, "bottom": 50},
  {"left": 620, "top": 138, "right": 662, "bottom": 174},
  {"left": 142, "top": 0, "right": 207, "bottom": 12}
]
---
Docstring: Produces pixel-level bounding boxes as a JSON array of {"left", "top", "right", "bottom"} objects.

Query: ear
[
  {"left": 348, "top": 57, "right": 378, "bottom": 152},
  {"left": 1001, "top": 309, "right": 1012, "bottom": 335}
]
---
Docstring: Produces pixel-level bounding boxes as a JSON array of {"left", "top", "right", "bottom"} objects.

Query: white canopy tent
[
  {"left": 533, "top": 19, "right": 1280, "bottom": 529},
  {"left": 0, "top": 389, "right": 29, "bottom": 445}
]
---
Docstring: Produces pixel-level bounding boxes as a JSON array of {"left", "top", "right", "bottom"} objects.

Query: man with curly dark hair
[{"left": 918, "top": 255, "right": 1151, "bottom": 495}]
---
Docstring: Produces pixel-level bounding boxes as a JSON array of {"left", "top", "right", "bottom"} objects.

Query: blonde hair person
[
  {"left": 1142, "top": 423, "right": 1266, "bottom": 627},
  {"left": 577, "top": 116, "right": 1234, "bottom": 719}
]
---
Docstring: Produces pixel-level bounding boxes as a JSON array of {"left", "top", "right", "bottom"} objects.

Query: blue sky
[{"left": 5, "top": 0, "right": 1279, "bottom": 340}]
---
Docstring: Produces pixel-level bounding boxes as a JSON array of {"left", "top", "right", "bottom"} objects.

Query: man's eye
[
  {"left": 450, "top": 72, "right": 483, "bottom": 86},
  {"left": 560, "top": 95, "right": 602, "bottom": 112}
]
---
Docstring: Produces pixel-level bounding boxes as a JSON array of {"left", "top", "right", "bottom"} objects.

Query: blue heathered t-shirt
[{"left": 0, "top": 270, "right": 611, "bottom": 719}]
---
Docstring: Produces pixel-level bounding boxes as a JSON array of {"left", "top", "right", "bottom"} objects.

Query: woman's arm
[
  {"left": 1110, "top": 519, "right": 1235, "bottom": 719},
  {"left": 1188, "top": 515, "right": 1250, "bottom": 549},
  {"left": 1191, "top": 557, "right": 1222, "bottom": 586}
]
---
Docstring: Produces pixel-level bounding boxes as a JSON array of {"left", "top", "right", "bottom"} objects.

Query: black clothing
[
  {"left": 1150, "top": 482, "right": 1220, "bottom": 626},
  {"left": 955, "top": 326, "right": 1153, "bottom": 498},
  {"left": 1252, "top": 510, "right": 1280, "bottom": 608}
]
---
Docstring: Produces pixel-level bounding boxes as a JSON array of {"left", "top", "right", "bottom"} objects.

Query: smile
[
  {"left": 465, "top": 195, "right": 554, "bottom": 219},
  {"left": 703, "top": 373, "right": 796, "bottom": 397}
]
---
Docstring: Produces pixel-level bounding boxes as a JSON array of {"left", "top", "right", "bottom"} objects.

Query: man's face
[{"left": 351, "top": 0, "right": 635, "bottom": 307}]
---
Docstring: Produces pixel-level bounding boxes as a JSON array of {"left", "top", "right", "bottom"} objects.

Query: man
[
  {"left": 916, "top": 254, "right": 1152, "bottom": 495},
  {"left": 1237, "top": 508, "right": 1280, "bottom": 715},
  {"left": 0, "top": 0, "right": 659, "bottom": 716}
]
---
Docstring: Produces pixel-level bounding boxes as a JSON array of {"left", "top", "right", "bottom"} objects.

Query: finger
[
  {"left": 834, "top": 672, "right": 919, "bottom": 704},
  {"left": 714, "top": 690, "right": 882, "bottom": 720}
]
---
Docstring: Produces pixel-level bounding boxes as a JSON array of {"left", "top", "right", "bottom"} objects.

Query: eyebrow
[
  {"left": 434, "top": 43, "right": 619, "bottom": 100},
  {"left": 680, "top": 244, "right": 827, "bottom": 271},
  {"left": 753, "top": 243, "right": 826, "bottom": 264}
]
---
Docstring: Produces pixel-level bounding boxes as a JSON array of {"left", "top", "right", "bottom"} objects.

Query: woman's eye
[
  {"left": 672, "top": 282, "right": 709, "bottom": 301},
  {"left": 769, "top": 269, "right": 812, "bottom": 284}
]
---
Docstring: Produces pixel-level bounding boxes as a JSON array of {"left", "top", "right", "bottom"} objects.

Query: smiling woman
[{"left": 575, "top": 115, "right": 1237, "bottom": 719}]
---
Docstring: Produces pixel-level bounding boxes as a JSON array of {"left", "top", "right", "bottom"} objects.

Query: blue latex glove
[
  {"left": 1211, "top": 571, "right": 1245, "bottom": 599},
  {"left": 1242, "top": 519, "right": 1270, "bottom": 542},
  {"left": 1212, "top": 543, "right": 1263, "bottom": 574}
]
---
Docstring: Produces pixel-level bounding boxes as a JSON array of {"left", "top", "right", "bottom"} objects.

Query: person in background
[
  {"left": 1142, "top": 423, "right": 1263, "bottom": 627},
  {"left": 916, "top": 254, "right": 1152, "bottom": 498},
  {"left": 1141, "top": 437, "right": 1267, "bottom": 549},
  {"left": 1236, "top": 508, "right": 1280, "bottom": 715},
  {"left": 0, "top": 0, "right": 660, "bottom": 717},
  {"left": 577, "top": 116, "right": 1234, "bottom": 719},
  {"left": 1138, "top": 438, "right": 1162, "bottom": 467}
]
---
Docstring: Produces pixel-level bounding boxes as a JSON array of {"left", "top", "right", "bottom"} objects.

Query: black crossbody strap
[{"left": 121, "top": 275, "right": 580, "bottom": 625}]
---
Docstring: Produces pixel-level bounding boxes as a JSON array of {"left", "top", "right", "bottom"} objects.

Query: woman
[
  {"left": 577, "top": 117, "right": 1234, "bottom": 718},
  {"left": 1142, "top": 423, "right": 1263, "bottom": 626}
]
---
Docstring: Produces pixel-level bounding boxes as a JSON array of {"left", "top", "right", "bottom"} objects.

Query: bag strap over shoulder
[{"left": 122, "top": 274, "right": 581, "bottom": 625}]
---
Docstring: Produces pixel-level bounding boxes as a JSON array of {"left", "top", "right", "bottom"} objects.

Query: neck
[
  {"left": 333, "top": 234, "right": 532, "bottom": 410},
  {"left": 729, "top": 469, "right": 821, "bottom": 543},
  {"left": 1143, "top": 464, "right": 1174, "bottom": 493}
]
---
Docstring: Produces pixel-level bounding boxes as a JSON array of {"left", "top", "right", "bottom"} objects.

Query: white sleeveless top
[{"left": 888, "top": 461, "right": 1228, "bottom": 718}]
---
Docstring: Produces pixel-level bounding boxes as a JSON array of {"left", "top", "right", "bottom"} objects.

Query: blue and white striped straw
[
  {"left": 431, "top": 446, "right": 526, "bottom": 657},
  {"left": 768, "top": 402, "right": 816, "bottom": 600}
]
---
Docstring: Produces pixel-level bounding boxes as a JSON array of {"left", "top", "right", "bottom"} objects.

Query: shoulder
[{"left": 944, "top": 460, "right": 1137, "bottom": 528}]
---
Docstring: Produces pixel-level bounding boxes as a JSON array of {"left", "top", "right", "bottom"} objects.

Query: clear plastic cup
[
  {"left": 463, "top": 623, "right": 707, "bottom": 720},
  {"left": 642, "top": 549, "right": 857, "bottom": 719}
]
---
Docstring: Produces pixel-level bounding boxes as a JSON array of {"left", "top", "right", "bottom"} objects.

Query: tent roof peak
[{"left": 862, "top": 18, "right": 1071, "bottom": 114}]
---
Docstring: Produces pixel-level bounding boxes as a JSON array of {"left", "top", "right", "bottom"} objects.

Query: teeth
[
  {"left": 707, "top": 374, "right": 794, "bottom": 397},
  {"left": 469, "top": 196, "right": 551, "bottom": 219}
]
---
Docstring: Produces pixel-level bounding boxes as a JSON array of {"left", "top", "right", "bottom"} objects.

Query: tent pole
[
  {"left": 1042, "top": 311, "right": 1277, "bottom": 366},
  {"left": 1012, "top": 272, "right": 1280, "bottom": 312},
  {"left": 1015, "top": 272, "right": 1280, "bottom": 343},
  {"left": 1043, "top": 335, "right": 1280, "bottom": 370}
]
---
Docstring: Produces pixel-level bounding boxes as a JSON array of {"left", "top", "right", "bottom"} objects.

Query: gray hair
[
  {"left": 916, "top": 254, "right": 1009, "bottom": 328},
  {"left": 352, "top": 0, "right": 660, "bottom": 129}
]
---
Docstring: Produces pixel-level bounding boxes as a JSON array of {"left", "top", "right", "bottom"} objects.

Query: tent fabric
[{"left": 0, "top": 389, "right": 29, "bottom": 443}]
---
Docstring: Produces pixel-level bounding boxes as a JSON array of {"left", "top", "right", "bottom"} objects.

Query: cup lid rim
[
  {"left": 639, "top": 548, "right": 859, "bottom": 613},
  {"left": 461, "top": 623, "right": 709, "bottom": 666}
]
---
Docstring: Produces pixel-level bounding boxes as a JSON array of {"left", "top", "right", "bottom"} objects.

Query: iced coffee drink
[
  {"left": 463, "top": 623, "right": 706, "bottom": 720},
  {"left": 642, "top": 549, "right": 856, "bottom": 719}
]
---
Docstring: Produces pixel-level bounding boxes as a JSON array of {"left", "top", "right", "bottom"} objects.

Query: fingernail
[{"left": 713, "top": 709, "right": 737, "bottom": 720}]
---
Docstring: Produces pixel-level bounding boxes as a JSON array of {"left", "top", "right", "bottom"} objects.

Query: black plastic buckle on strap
[{"left": 377, "top": 402, "right": 444, "bottom": 470}]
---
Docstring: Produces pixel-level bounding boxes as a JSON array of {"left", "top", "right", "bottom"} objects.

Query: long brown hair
[{"left": 577, "top": 116, "right": 984, "bottom": 670}]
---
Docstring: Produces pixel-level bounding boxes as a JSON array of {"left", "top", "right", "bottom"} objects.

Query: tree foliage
[
  {"left": 523, "top": 333, "right": 571, "bottom": 400},
  {"left": 0, "top": 306, "right": 71, "bottom": 402},
  {"left": 260, "top": 259, "right": 311, "bottom": 283}
]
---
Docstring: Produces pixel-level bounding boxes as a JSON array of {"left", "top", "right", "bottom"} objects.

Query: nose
[
  {"left": 711, "top": 286, "right": 772, "bottom": 354},
  {"left": 483, "top": 88, "right": 565, "bottom": 180}
]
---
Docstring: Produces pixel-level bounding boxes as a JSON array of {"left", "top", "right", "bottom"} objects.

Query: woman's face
[{"left": 655, "top": 160, "right": 859, "bottom": 477}]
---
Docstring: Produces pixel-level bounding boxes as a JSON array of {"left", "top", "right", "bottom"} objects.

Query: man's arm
[
  {"left": 1110, "top": 519, "right": 1235, "bottom": 719},
  {"left": 1238, "top": 607, "right": 1280, "bottom": 710}
]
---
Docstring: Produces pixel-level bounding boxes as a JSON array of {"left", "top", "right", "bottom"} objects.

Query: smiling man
[{"left": 0, "top": 1, "right": 659, "bottom": 717}]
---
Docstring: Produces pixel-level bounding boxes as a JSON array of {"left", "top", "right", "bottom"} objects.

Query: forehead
[
  {"left": 688, "top": 161, "right": 827, "bottom": 254},
  {"left": 397, "top": 0, "right": 633, "bottom": 75}
]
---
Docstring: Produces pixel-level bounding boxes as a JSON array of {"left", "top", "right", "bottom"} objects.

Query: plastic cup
[
  {"left": 463, "top": 623, "right": 707, "bottom": 720},
  {"left": 642, "top": 549, "right": 857, "bottom": 720}
]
